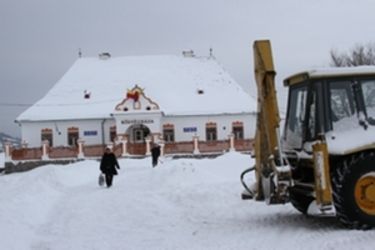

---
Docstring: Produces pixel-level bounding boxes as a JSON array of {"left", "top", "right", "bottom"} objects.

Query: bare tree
[{"left": 330, "top": 43, "right": 375, "bottom": 67}]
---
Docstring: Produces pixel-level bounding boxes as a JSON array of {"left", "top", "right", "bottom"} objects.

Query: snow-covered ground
[{"left": 0, "top": 152, "right": 374, "bottom": 250}]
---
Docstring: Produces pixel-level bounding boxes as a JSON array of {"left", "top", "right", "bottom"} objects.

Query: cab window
[
  {"left": 361, "top": 80, "right": 375, "bottom": 124},
  {"left": 329, "top": 81, "right": 356, "bottom": 130},
  {"left": 284, "top": 85, "right": 308, "bottom": 149}
]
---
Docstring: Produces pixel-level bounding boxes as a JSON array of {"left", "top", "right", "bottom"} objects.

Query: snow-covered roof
[
  {"left": 307, "top": 66, "right": 375, "bottom": 77},
  {"left": 17, "top": 55, "right": 256, "bottom": 122},
  {"left": 284, "top": 66, "right": 375, "bottom": 86}
]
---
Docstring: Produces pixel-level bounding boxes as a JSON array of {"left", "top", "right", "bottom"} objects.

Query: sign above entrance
[{"left": 121, "top": 119, "right": 154, "bottom": 125}]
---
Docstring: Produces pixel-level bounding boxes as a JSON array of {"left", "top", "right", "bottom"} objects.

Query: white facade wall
[
  {"left": 162, "top": 113, "right": 256, "bottom": 141},
  {"left": 20, "top": 112, "right": 256, "bottom": 147},
  {"left": 21, "top": 119, "right": 116, "bottom": 147}
]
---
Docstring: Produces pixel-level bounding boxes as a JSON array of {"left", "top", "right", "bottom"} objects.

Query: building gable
[{"left": 115, "top": 85, "right": 160, "bottom": 112}]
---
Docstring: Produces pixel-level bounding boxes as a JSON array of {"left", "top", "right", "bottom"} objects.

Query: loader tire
[
  {"left": 332, "top": 152, "right": 375, "bottom": 229},
  {"left": 289, "top": 188, "right": 314, "bottom": 214}
]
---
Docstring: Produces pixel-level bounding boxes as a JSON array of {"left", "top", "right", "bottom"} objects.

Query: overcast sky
[{"left": 1, "top": 0, "right": 375, "bottom": 136}]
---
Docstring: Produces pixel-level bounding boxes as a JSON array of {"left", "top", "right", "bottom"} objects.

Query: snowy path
[{"left": 0, "top": 153, "right": 374, "bottom": 250}]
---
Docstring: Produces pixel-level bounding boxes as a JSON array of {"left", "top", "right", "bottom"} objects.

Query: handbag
[{"left": 98, "top": 173, "right": 105, "bottom": 186}]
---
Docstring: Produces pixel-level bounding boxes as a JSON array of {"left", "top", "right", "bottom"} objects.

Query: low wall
[
  {"left": 198, "top": 140, "right": 230, "bottom": 153},
  {"left": 11, "top": 148, "right": 42, "bottom": 161},
  {"left": 49, "top": 147, "right": 78, "bottom": 158},
  {"left": 164, "top": 141, "right": 194, "bottom": 154},
  {"left": 4, "top": 139, "right": 253, "bottom": 173}
]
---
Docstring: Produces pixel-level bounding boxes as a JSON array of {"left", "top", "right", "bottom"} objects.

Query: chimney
[
  {"left": 182, "top": 50, "right": 195, "bottom": 57},
  {"left": 99, "top": 52, "right": 111, "bottom": 60}
]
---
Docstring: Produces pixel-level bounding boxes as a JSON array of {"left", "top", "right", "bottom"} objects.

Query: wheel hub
[{"left": 355, "top": 174, "right": 375, "bottom": 215}]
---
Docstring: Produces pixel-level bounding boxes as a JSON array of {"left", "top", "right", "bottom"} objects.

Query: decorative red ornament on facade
[{"left": 126, "top": 91, "right": 139, "bottom": 102}]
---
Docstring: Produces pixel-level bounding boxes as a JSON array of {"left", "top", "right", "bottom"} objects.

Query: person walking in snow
[
  {"left": 100, "top": 147, "right": 120, "bottom": 187},
  {"left": 151, "top": 142, "right": 161, "bottom": 167}
]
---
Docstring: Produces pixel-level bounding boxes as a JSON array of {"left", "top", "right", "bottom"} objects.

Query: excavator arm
[{"left": 241, "top": 40, "right": 292, "bottom": 204}]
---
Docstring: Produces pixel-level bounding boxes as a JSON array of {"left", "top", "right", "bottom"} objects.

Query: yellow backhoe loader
[{"left": 241, "top": 40, "right": 375, "bottom": 229}]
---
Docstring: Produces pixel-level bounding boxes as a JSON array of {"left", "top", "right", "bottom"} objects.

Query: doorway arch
[{"left": 126, "top": 124, "right": 151, "bottom": 155}]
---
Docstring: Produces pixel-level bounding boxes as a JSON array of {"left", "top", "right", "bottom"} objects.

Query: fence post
[
  {"left": 4, "top": 141, "right": 12, "bottom": 162},
  {"left": 159, "top": 141, "right": 165, "bottom": 156},
  {"left": 77, "top": 139, "right": 85, "bottom": 159},
  {"left": 121, "top": 138, "right": 128, "bottom": 157},
  {"left": 42, "top": 140, "right": 50, "bottom": 160},
  {"left": 229, "top": 133, "right": 235, "bottom": 152},
  {"left": 193, "top": 136, "right": 200, "bottom": 155},
  {"left": 145, "top": 137, "right": 151, "bottom": 156}
]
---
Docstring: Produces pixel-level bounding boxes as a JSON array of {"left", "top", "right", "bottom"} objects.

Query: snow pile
[
  {"left": 315, "top": 107, "right": 375, "bottom": 155},
  {"left": 326, "top": 125, "right": 375, "bottom": 155},
  {"left": 0, "top": 152, "right": 374, "bottom": 250}
]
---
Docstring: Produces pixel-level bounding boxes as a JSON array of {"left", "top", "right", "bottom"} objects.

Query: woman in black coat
[{"left": 100, "top": 147, "right": 120, "bottom": 187}]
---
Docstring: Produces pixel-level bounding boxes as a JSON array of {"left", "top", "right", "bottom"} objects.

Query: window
[
  {"left": 206, "top": 122, "right": 217, "bottom": 141},
  {"left": 284, "top": 85, "right": 308, "bottom": 149},
  {"left": 67, "top": 127, "right": 79, "bottom": 146},
  {"left": 232, "top": 122, "right": 244, "bottom": 139},
  {"left": 307, "top": 87, "right": 317, "bottom": 140},
  {"left": 361, "top": 80, "right": 375, "bottom": 124},
  {"left": 163, "top": 124, "right": 175, "bottom": 143},
  {"left": 330, "top": 81, "right": 355, "bottom": 121},
  {"left": 41, "top": 128, "right": 53, "bottom": 146},
  {"left": 197, "top": 89, "right": 204, "bottom": 95},
  {"left": 329, "top": 81, "right": 356, "bottom": 130},
  {"left": 134, "top": 130, "right": 143, "bottom": 141},
  {"left": 110, "top": 126, "right": 116, "bottom": 142}
]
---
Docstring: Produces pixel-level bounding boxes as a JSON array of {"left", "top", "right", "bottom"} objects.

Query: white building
[{"left": 15, "top": 53, "right": 257, "bottom": 156}]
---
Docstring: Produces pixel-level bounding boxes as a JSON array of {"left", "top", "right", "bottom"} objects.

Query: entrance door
[
  {"left": 131, "top": 124, "right": 150, "bottom": 143},
  {"left": 127, "top": 124, "right": 151, "bottom": 155},
  {"left": 133, "top": 127, "right": 146, "bottom": 143}
]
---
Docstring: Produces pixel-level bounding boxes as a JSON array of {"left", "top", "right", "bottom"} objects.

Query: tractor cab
[{"left": 282, "top": 68, "right": 375, "bottom": 155}]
